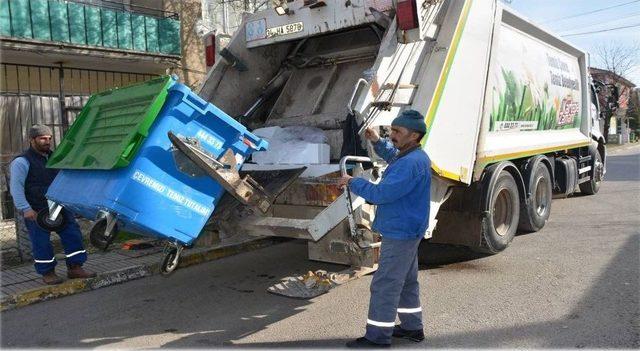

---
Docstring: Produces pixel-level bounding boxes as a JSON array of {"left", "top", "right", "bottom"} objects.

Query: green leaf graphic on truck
[
  {"left": 490, "top": 68, "right": 580, "bottom": 132},
  {"left": 488, "top": 24, "right": 582, "bottom": 133}
]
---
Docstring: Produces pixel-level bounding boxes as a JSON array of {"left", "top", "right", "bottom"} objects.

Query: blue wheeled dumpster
[{"left": 45, "top": 76, "right": 268, "bottom": 259}]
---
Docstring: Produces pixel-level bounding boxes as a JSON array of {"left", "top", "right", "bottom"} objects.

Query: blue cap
[{"left": 391, "top": 109, "right": 426, "bottom": 134}]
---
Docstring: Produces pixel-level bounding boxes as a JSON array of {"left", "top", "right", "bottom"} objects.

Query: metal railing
[
  {"left": 0, "top": 0, "right": 181, "bottom": 55},
  {"left": 73, "top": 0, "right": 179, "bottom": 19}
]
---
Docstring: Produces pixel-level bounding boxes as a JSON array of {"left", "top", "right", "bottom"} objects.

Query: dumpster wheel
[
  {"left": 36, "top": 208, "right": 67, "bottom": 232},
  {"left": 160, "top": 246, "right": 182, "bottom": 276},
  {"left": 89, "top": 218, "right": 118, "bottom": 251}
]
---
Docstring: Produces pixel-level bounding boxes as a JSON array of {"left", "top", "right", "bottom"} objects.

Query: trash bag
[{"left": 340, "top": 112, "right": 368, "bottom": 158}]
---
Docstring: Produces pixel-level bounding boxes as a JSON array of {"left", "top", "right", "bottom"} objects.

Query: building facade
[
  {"left": 0, "top": 0, "right": 207, "bottom": 220},
  {"left": 590, "top": 67, "right": 637, "bottom": 145}
]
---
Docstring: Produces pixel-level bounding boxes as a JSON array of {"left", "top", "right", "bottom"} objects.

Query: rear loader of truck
[{"left": 186, "top": 0, "right": 609, "bottom": 275}]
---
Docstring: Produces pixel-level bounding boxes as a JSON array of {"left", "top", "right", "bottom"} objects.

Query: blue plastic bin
[{"left": 46, "top": 79, "right": 268, "bottom": 245}]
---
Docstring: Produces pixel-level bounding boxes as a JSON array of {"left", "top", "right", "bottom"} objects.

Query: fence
[{"left": 0, "top": 62, "right": 157, "bottom": 220}]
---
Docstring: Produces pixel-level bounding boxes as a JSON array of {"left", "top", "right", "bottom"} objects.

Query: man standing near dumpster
[
  {"left": 9, "top": 125, "right": 96, "bottom": 285},
  {"left": 338, "top": 109, "right": 431, "bottom": 348}
]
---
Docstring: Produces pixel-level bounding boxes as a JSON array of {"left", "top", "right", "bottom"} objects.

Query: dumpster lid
[{"left": 47, "top": 76, "right": 175, "bottom": 170}]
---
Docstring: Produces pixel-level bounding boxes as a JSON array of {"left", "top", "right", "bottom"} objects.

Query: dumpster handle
[{"left": 183, "top": 91, "right": 209, "bottom": 115}]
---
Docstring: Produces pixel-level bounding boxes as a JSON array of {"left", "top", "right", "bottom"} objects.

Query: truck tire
[
  {"left": 480, "top": 170, "right": 520, "bottom": 253},
  {"left": 579, "top": 149, "right": 602, "bottom": 195},
  {"left": 518, "top": 160, "right": 552, "bottom": 232}
]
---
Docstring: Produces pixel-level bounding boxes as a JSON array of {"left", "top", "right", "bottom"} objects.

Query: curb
[{"left": 1, "top": 237, "right": 287, "bottom": 311}]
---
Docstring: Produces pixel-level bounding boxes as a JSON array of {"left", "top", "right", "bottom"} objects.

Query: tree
[
  {"left": 592, "top": 42, "right": 638, "bottom": 143},
  {"left": 593, "top": 41, "right": 639, "bottom": 79}
]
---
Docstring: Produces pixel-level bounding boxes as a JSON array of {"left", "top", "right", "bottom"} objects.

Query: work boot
[
  {"left": 42, "top": 271, "right": 63, "bottom": 285},
  {"left": 345, "top": 337, "right": 390, "bottom": 348},
  {"left": 392, "top": 325, "right": 425, "bottom": 342},
  {"left": 67, "top": 265, "right": 97, "bottom": 279}
]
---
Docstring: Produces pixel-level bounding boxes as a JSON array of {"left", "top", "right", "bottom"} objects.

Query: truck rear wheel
[
  {"left": 480, "top": 170, "right": 519, "bottom": 253},
  {"left": 579, "top": 149, "right": 602, "bottom": 195},
  {"left": 519, "top": 160, "right": 552, "bottom": 232}
]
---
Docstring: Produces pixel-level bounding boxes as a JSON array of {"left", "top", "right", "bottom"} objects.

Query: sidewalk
[
  {"left": 607, "top": 141, "right": 640, "bottom": 154},
  {"left": 1, "top": 236, "right": 286, "bottom": 311}
]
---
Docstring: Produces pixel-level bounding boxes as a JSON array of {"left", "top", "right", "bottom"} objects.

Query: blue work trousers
[
  {"left": 24, "top": 210, "right": 87, "bottom": 275},
  {"left": 365, "top": 236, "right": 423, "bottom": 344}
]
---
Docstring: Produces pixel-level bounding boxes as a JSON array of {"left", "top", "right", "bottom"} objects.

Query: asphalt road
[{"left": 2, "top": 145, "right": 639, "bottom": 348}]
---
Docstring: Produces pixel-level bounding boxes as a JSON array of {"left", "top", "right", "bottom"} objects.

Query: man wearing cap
[
  {"left": 9, "top": 125, "right": 96, "bottom": 285},
  {"left": 338, "top": 109, "right": 431, "bottom": 348}
]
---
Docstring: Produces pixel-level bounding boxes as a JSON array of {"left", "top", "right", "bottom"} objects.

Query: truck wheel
[
  {"left": 579, "top": 149, "right": 602, "bottom": 195},
  {"left": 480, "top": 170, "right": 520, "bottom": 253},
  {"left": 518, "top": 161, "right": 552, "bottom": 232}
]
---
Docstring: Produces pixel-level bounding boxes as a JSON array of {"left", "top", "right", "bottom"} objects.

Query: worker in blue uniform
[
  {"left": 339, "top": 110, "right": 431, "bottom": 348},
  {"left": 9, "top": 125, "right": 96, "bottom": 285}
]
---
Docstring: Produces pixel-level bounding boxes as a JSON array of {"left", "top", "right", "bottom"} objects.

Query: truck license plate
[{"left": 266, "top": 22, "right": 304, "bottom": 38}]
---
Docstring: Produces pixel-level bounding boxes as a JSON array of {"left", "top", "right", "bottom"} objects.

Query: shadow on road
[
  {"left": 218, "top": 337, "right": 422, "bottom": 348},
  {"left": 174, "top": 235, "right": 640, "bottom": 349},
  {"left": 2, "top": 231, "right": 638, "bottom": 349},
  {"left": 0, "top": 241, "right": 344, "bottom": 348},
  {"left": 164, "top": 235, "right": 639, "bottom": 349},
  {"left": 418, "top": 234, "right": 640, "bottom": 348},
  {"left": 418, "top": 242, "right": 490, "bottom": 268}
]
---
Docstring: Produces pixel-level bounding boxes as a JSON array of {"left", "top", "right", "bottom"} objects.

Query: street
[{"left": 1, "top": 145, "right": 639, "bottom": 348}]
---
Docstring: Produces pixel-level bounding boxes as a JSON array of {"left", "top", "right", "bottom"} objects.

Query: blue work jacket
[{"left": 349, "top": 138, "right": 431, "bottom": 240}]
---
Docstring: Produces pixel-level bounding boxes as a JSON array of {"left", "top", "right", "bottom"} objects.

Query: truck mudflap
[{"left": 168, "top": 131, "right": 305, "bottom": 214}]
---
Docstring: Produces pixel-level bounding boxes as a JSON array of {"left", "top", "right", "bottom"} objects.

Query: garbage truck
[
  {"left": 44, "top": 0, "right": 613, "bottom": 285},
  {"left": 188, "top": 0, "right": 610, "bottom": 266}
]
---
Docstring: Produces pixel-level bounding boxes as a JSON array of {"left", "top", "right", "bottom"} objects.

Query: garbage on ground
[
  {"left": 302, "top": 270, "right": 335, "bottom": 289},
  {"left": 121, "top": 239, "right": 155, "bottom": 250},
  {"left": 267, "top": 270, "right": 337, "bottom": 299},
  {"left": 266, "top": 267, "right": 375, "bottom": 299},
  {"left": 251, "top": 126, "right": 331, "bottom": 165}
]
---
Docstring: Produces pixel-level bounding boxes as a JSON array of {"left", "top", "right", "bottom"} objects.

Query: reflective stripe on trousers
[{"left": 24, "top": 211, "right": 88, "bottom": 275}]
